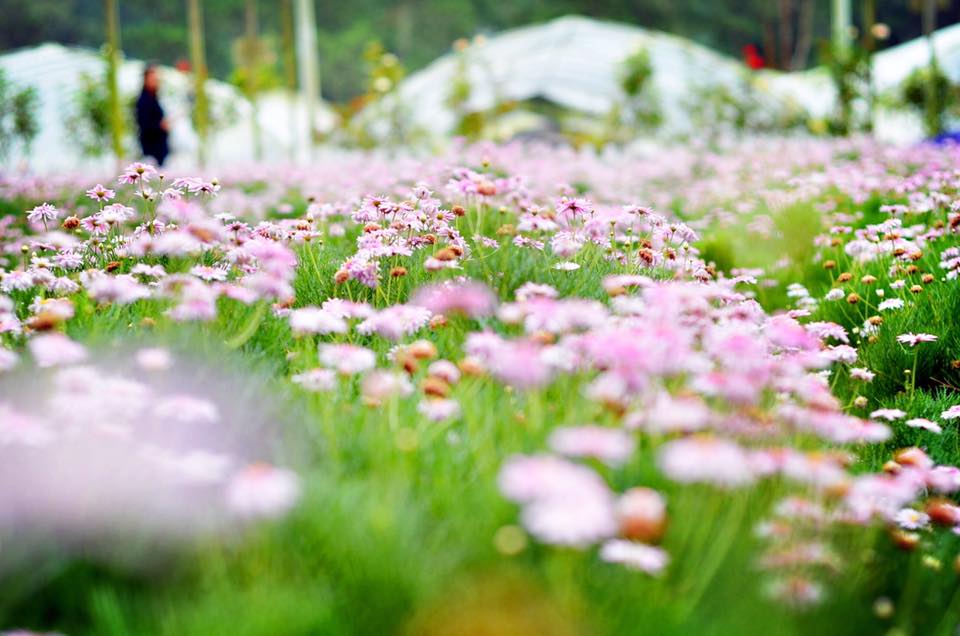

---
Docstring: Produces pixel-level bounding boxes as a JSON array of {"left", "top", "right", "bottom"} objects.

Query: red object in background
[
  {"left": 175, "top": 59, "right": 192, "bottom": 73},
  {"left": 742, "top": 44, "right": 766, "bottom": 70}
]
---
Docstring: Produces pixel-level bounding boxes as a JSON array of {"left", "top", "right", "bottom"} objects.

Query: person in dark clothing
[{"left": 135, "top": 65, "right": 169, "bottom": 166}]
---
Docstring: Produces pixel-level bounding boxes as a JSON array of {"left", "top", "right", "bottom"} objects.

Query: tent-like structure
[
  {"left": 373, "top": 15, "right": 960, "bottom": 144},
  {"left": 375, "top": 16, "right": 822, "bottom": 139},
  {"left": 0, "top": 43, "right": 333, "bottom": 172}
]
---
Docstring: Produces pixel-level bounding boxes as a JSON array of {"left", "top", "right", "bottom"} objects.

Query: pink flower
[
  {"left": 941, "top": 405, "right": 960, "bottom": 420},
  {"left": 928, "top": 466, "right": 960, "bottom": 493},
  {"left": 26, "top": 203, "right": 60, "bottom": 225},
  {"left": 500, "top": 454, "right": 608, "bottom": 504},
  {"left": 28, "top": 334, "right": 87, "bottom": 368},
  {"left": 630, "top": 392, "right": 712, "bottom": 434},
  {"left": 849, "top": 367, "right": 875, "bottom": 382},
  {"left": 167, "top": 283, "right": 219, "bottom": 321},
  {"left": 291, "top": 368, "right": 337, "bottom": 392},
  {"left": 500, "top": 455, "right": 618, "bottom": 547},
  {"left": 427, "top": 359, "right": 460, "bottom": 384},
  {"left": 289, "top": 307, "right": 348, "bottom": 336},
  {"left": 320, "top": 298, "right": 374, "bottom": 319},
  {"left": 600, "top": 540, "right": 669, "bottom": 575},
  {"left": 893, "top": 508, "right": 930, "bottom": 530},
  {"left": 905, "top": 418, "right": 942, "bottom": 433},
  {"left": 411, "top": 280, "right": 497, "bottom": 318},
  {"left": 548, "top": 426, "right": 635, "bottom": 466},
  {"left": 657, "top": 437, "right": 755, "bottom": 488},
  {"left": 118, "top": 162, "right": 158, "bottom": 184},
  {"left": 86, "top": 183, "right": 116, "bottom": 202},
  {"left": 485, "top": 339, "right": 554, "bottom": 390},
  {"left": 417, "top": 398, "right": 461, "bottom": 422},
  {"left": 357, "top": 305, "right": 432, "bottom": 341},
  {"left": 361, "top": 370, "right": 413, "bottom": 405},
  {"left": 515, "top": 282, "right": 558, "bottom": 301},
  {"left": 318, "top": 344, "right": 376, "bottom": 375},
  {"left": 870, "top": 408, "right": 906, "bottom": 421},
  {"left": 0, "top": 348, "right": 18, "bottom": 372},
  {"left": 152, "top": 395, "right": 220, "bottom": 424},
  {"left": 897, "top": 333, "right": 938, "bottom": 346},
  {"left": 87, "top": 274, "right": 151, "bottom": 305},
  {"left": 0, "top": 403, "right": 56, "bottom": 447},
  {"left": 225, "top": 463, "right": 301, "bottom": 519},
  {"left": 804, "top": 321, "right": 849, "bottom": 344},
  {"left": 521, "top": 495, "right": 617, "bottom": 547},
  {"left": 136, "top": 347, "right": 173, "bottom": 371}
]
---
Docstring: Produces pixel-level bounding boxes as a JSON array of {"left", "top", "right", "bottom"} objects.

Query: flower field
[{"left": 2, "top": 137, "right": 960, "bottom": 635}]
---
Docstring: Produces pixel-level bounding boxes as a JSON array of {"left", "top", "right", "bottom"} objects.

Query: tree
[
  {"left": 0, "top": 69, "right": 40, "bottom": 164},
  {"left": 104, "top": 0, "right": 124, "bottom": 166},
  {"left": 187, "top": 0, "right": 210, "bottom": 167},
  {"left": 294, "top": 0, "right": 320, "bottom": 153},
  {"left": 280, "top": 0, "right": 298, "bottom": 160},
  {"left": 235, "top": 0, "right": 263, "bottom": 160}
]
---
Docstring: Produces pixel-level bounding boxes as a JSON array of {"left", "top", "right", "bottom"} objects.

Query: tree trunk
[
  {"left": 923, "top": 0, "right": 940, "bottom": 135},
  {"left": 778, "top": 0, "right": 794, "bottom": 72},
  {"left": 862, "top": 0, "right": 876, "bottom": 132},
  {"left": 104, "top": 0, "right": 124, "bottom": 168},
  {"left": 832, "top": 0, "right": 852, "bottom": 56},
  {"left": 187, "top": 0, "right": 209, "bottom": 167},
  {"left": 281, "top": 0, "right": 297, "bottom": 161},
  {"left": 294, "top": 0, "right": 319, "bottom": 155},
  {"left": 245, "top": 0, "right": 262, "bottom": 161},
  {"left": 791, "top": 0, "right": 815, "bottom": 70},
  {"left": 763, "top": 20, "right": 779, "bottom": 70}
]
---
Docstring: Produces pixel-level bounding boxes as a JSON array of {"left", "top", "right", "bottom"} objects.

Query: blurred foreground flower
[{"left": 0, "top": 346, "right": 301, "bottom": 570}]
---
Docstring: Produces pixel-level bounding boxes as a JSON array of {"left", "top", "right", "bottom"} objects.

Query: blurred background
[{"left": 2, "top": 0, "right": 960, "bottom": 170}]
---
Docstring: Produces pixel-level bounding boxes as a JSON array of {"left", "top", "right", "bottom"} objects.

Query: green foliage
[
  {"left": 229, "top": 34, "right": 281, "bottom": 99},
  {"left": 613, "top": 48, "right": 662, "bottom": 136},
  {"left": 821, "top": 42, "right": 871, "bottom": 136},
  {"left": 686, "top": 73, "right": 810, "bottom": 142},
  {"left": 899, "top": 62, "right": 958, "bottom": 137},
  {"left": 63, "top": 73, "right": 133, "bottom": 158},
  {"left": 333, "top": 41, "right": 426, "bottom": 149},
  {"left": 619, "top": 47, "right": 654, "bottom": 98},
  {"left": 0, "top": 68, "right": 39, "bottom": 161}
]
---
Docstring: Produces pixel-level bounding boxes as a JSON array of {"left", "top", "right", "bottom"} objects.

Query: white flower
[
  {"left": 878, "top": 298, "right": 905, "bottom": 311},
  {"left": 906, "top": 418, "right": 942, "bottom": 434},
  {"left": 226, "top": 463, "right": 301, "bottom": 519},
  {"left": 600, "top": 540, "right": 669, "bottom": 574},
  {"left": 893, "top": 508, "right": 930, "bottom": 530}
]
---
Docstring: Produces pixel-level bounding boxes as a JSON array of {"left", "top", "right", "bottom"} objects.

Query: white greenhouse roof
[
  {"left": 379, "top": 15, "right": 960, "bottom": 143},
  {"left": 0, "top": 43, "right": 333, "bottom": 172}
]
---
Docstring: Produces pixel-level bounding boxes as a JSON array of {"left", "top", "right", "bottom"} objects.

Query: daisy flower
[
  {"left": 905, "top": 418, "right": 942, "bottom": 433},
  {"left": 941, "top": 405, "right": 960, "bottom": 420},
  {"left": 318, "top": 344, "right": 376, "bottom": 375},
  {"left": 897, "top": 333, "right": 937, "bottom": 346},
  {"left": 291, "top": 368, "right": 337, "bottom": 392},
  {"left": 26, "top": 203, "right": 60, "bottom": 225},
  {"left": 893, "top": 508, "right": 930, "bottom": 530},
  {"left": 85, "top": 183, "right": 116, "bottom": 202},
  {"left": 878, "top": 298, "right": 905, "bottom": 311},
  {"left": 600, "top": 540, "right": 669, "bottom": 575},
  {"left": 548, "top": 426, "right": 635, "bottom": 466},
  {"left": 870, "top": 408, "right": 906, "bottom": 421}
]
